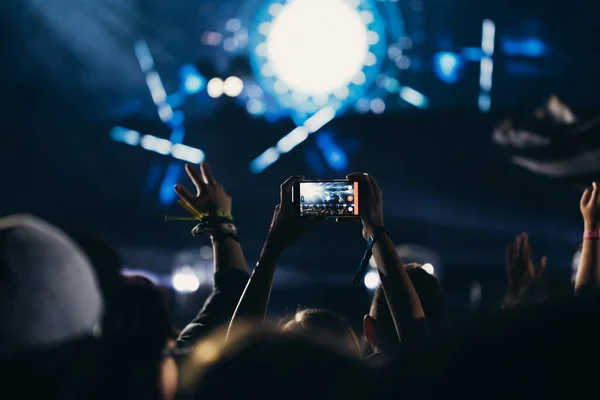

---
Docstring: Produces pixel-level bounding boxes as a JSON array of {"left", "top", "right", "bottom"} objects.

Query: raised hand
[
  {"left": 344, "top": 173, "right": 385, "bottom": 241},
  {"left": 506, "top": 233, "right": 547, "bottom": 288},
  {"left": 174, "top": 163, "right": 232, "bottom": 215},
  {"left": 580, "top": 181, "right": 600, "bottom": 230},
  {"left": 265, "top": 176, "right": 325, "bottom": 252},
  {"left": 503, "top": 233, "right": 547, "bottom": 307}
]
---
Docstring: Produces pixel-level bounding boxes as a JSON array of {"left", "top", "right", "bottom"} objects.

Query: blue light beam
[
  {"left": 399, "top": 87, "right": 429, "bottom": 109},
  {"left": 111, "top": 127, "right": 205, "bottom": 164},
  {"left": 434, "top": 52, "right": 462, "bottom": 84},
  {"left": 478, "top": 19, "right": 495, "bottom": 112},
  {"left": 316, "top": 133, "right": 348, "bottom": 171},
  {"left": 249, "top": 107, "right": 336, "bottom": 173}
]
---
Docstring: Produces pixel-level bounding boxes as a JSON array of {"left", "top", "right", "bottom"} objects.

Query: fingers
[
  {"left": 367, "top": 175, "right": 382, "bottom": 203},
  {"left": 593, "top": 182, "right": 599, "bottom": 206},
  {"left": 537, "top": 256, "right": 547, "bottom": 278},
  {"left": 346, "top": 172, "right": 365, "bottom": 181},
  {"left": 185, "top": 164, "right": 207, "bottom": 194},
  {"left": 174, "top": 185, "right": 196, "bottom": 207},
  {"left": 336, "top": 217, "right": 362, "bottom": 225},
  {"left": 346, "top": 173, "right": 376, "bottom": 203},
  {"left": 200, "top": 163, "right": 216, "bottom": 185},
  {"left": 581, "top": 188, "right": 592, "bottom": 207},
  {"left": 280, "top": 176, "right": 304, "bottom": 205}
]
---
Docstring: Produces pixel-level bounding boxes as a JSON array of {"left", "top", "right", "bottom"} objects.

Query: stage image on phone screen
[{"left": 299, "top": 181, "right": 359, "bottom": 217}]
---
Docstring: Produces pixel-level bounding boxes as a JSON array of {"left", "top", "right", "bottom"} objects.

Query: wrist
[
  {"left": 584, "top": 221, "right": 599, "bottom": 231},
  {"left": 261, "top": 235, "right": 284, "bottom": 260},
  {"left": 363, "top": 222, "right": 385, "bottom": 240}
]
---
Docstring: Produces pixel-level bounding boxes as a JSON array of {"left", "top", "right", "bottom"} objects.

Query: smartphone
[{"left": 294, "top": 180, "right": 359, "bottom": 218}]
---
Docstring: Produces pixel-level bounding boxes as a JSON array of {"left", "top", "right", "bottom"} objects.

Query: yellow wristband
[{"left": 215, "top": 211, "right": 233, "bottom": 219}]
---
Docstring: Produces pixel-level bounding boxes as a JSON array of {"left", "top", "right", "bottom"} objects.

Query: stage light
[
  {"left": 141, "top": 135, "right": 172, "bottom": 155},
  {"left": 355, "top": 98, "right": 370, "bottom": 113},
  {"left": 478, "top": 93, "right": 491, "bottom": 112},
  {"left": 502, "top": 38, "right": 546, "bottom": 57},
  {"left": 250, "top": 0, "right": 387, "bottom": 114},
  {"left": 364, "top": 270, "right": 380, "bottom": 290},
  {"left": 180, "top": 64, "right": 205, "bottom": 94},
  {"left": 246, "top": 99, "right": 266, "bottom": 116},
  {"left": 421, "top": 263, "right": 435, "bottom": 275},
  {"left": 207, "top": 78, "right": 224, "bottom": 98},
  {"left": 223, "top": 76, "right": 244, "bottom": 97},
  {"left": 478, "top": 19, "right": 495, "bottom": 113},
  {"left": 479, "top": 57, "right": 493, "bottom": 91},
  {"left": 158, "top": 104, "right": 173, "bottom": 123},
  {"left": 200, "top": 245, "right": 213, "bottom": 260},
  {"left": 225, "top": 18, "right": 242, "bottom": 33},
  {"left": 172, "top": 266, "right": 200, "bottom": 293},
  {"left": 370, "top": 98, "right": 386, "bottom": 114},
  {"left": 223, "top": 38, "right": 240, "bottom": 52},
  {"left": 276, "top": 127, "right": 309, "bottom": 153},
  {"left": 250, "top": 147, "right": 280, "bottom": 174},
  {"left": 316, "top": 133, "right": 348, "bottom": 171},
  {"left": 111, "top": 127, "right": 205, "bottom": 164},
  {"left": 482, "top": 20, "right": 495, "bottom": 55},
  {"left": 171, "top": 144, "right": 205, "bottom": 164},
  {"left": 266, "top": 0, "right": 367, "bottom": 95},
  {"left": 111, "top": 127, "right": 140, "bottom": 146},
  {"left": 434, "top": 52, "right": 462, "bottom": 84},
  {"left": 399, "top": 86, "right": 428, "bottom": 108},
  {"left": 249, "top": 106, "right": 337, "bottom": 173}
]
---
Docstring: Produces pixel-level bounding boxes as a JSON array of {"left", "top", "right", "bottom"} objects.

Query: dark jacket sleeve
[{"left": 176, "top": 268, "right": 249, "bottom": 348}]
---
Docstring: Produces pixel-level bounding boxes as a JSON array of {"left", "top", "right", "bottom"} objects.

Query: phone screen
[{"left": 297, "top": 181, "right": 359, "bottom": 217}]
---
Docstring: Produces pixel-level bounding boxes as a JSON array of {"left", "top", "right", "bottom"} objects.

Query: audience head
[
  {"left": 0, "top": 215, "right": 104, "bottom": 397},
  {"left": 69, "top": 233, "right": 121, "bottom": 306},
  {"left": 364, "top": 263, "right": 446, "bottom": 355},
  {"left": 281, "top": 308, "right": 362, "bottom": 358},
  {"left": 102, "top": 274, "right": 177, "bottom": 400},
  {"left": 181, "top": 326, "right": 370, "bottom": 400}
]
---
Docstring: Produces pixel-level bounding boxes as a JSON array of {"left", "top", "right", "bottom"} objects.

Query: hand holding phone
[
  {"left": 264, "top": 176, "right": 326, "bottom": 252},
  {"left": 294, "top": 180, "right": 360, "bottom": 218}
]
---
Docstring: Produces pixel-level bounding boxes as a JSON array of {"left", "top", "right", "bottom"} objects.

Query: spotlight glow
[
  {"left": 421, "top": 263, "right": 435, "bottom": 275},
  {"left": 265, "top": 0, "right": 368, "bottom": 96},
  {"left": 172, "top": 267, "right": 200, "bottom": 293},
  {"left": 207, "top": 78, "right": 224, "bottom": 98},
  {"left": 364, "top": 270, "right": 380, "bottom": 290},
  {"left": 223, "top": 76, "right": 244, "bottom": 97}
]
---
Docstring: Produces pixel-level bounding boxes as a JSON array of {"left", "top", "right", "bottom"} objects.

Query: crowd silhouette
[{"left": 2, "top": 162, "right": 600, "bottom": 399}]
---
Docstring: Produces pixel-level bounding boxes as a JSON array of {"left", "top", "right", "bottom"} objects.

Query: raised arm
[
  {"left": 575, "top": 182, "right": 600, "bottom": 293},
  {"left": 174, "top": 163, "right": 249, "bottom": 348},
  {"left": 228, "top": 176, "right": 323, "bottom": 337},
  {"left": 347, "top": 173, "right": 426, "bottom": 344}
]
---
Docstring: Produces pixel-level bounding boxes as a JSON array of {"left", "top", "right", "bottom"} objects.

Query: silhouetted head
[
  {"left": 181, "top": 327, "right": 370, "bottom": 400},
  {"left": 0, "top": 215, "right": 104, "bottom": 399},
  {"left": 364, "top": 264, "right": 446, "bottom": 355},
  {"left": 69, "top": 233, "right": 121, "bottom": 305},
  {"left": 281, "top": 308, "right": 362, "bottom": 358},
  {"left": 102, "top": 275, "right": 177, "bottom": 400}
]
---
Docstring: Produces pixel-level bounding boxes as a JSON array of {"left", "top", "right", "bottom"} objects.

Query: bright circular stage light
[
  {"left": 364, "top": 270, "right": 380, "bottom": 290},
  {"left": 223, "top": 76, "right": 244, "bottom": 97},
  {"left": 207, "top": 78, "right": 224, "bottom": 98},
  {"left": 250, "top": 0, "right": 389, "bottom": 114},
  {"left": 265, "top": 0, "right": 368, "bottom": 96},
  {"left": 172, "top": 267, "right": 200, "bottom": 293}
]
